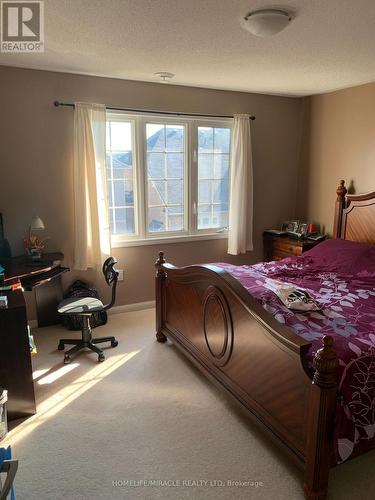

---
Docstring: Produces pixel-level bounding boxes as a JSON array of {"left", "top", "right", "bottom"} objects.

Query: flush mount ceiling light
[
  {"left": 242, "top": 8, "right": 292, "bottom": 37},
  {"left": 154, "top": 71, "right": 175, "bottom": 82}
]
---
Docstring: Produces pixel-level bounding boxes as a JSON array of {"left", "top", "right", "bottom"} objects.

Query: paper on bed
[{"left": 264, "top": 278, "right": 320, "bottom": 311}]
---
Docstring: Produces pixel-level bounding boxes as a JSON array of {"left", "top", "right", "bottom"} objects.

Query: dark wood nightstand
[{"left": 263, "top": 233, "right": 323, "bottom": 262}]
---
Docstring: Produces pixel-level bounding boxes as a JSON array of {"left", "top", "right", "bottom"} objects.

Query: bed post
[
  {"left": 155, "top": 251, "right": 167, "bottom": 343},
  {"left": 332, "top": 180, "right": 347, "bottom": 238},
  {"left": 304, "top": 336, "right": 339, "bottom": 500}
]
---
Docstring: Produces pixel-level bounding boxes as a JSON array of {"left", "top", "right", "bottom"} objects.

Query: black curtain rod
[{"left": 53, "top": 101, "right": 255, "bottom": 120}]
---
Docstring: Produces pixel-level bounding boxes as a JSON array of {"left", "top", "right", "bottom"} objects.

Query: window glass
[
  {"left": 106, "top": 121, "right": 135, "bottom": 235},
  {"left": 197, "top": 126, "right": 230, "bottom": 230},
  {"left": 146, "top": 123, "right": 185, "bottom": 233}
]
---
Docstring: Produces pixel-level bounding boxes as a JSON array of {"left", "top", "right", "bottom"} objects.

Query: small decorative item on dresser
[
  {"left": 23, "top": 216, "right": 48, "bottom": 263},
  {"left": 281, "top": 220, "right": 299, "bottom": 233},
  {"left": 263, "top": 231, "right": 325, "bottom": 262},
  {"left": 297, "top": 222, "right": 309, "bottom": 237}
]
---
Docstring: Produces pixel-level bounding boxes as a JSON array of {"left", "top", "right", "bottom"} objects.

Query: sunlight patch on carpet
[
  {"left": 37, "top": 363, "right": 79, "bottom": 385},
  {"left": 4, "top": 351, "right": 140, "bottom": 446}
]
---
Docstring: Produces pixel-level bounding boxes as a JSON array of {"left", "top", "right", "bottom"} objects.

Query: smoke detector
[{"left": 154, "top": 72, "right": 175, "bottom": 82}]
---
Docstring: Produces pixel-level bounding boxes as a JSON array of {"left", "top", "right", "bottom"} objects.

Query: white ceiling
[{"left": 1, "top": 0, "right": 375, "bottom": 96}]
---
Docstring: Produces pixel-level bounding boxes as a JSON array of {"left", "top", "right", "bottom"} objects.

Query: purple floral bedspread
[{"left": 214, "top": 249, "right": 375, "bottom": 463}]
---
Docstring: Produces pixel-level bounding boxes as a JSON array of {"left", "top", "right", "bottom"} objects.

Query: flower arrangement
[{"left": 23, "top": 235, "right": 49, "bottom": 260}]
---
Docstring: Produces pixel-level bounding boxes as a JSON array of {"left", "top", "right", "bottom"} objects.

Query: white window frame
[
  {"left": 106, "top": 112, "right": 139, "bottom": 240},
  {"left": 143, "top": 117, "right": 189, "bottom": 239},
  {"left": 193, "top": 119, "right": 232, "bottom": 235},
  {"left": 106, "top": 112, "right": 232, "bottom": 247}
]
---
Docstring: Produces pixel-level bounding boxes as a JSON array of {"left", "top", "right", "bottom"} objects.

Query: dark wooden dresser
[
  {"left": 0, "top": 289, "right": 36, "bottom": 421},
  {"left": 263, "top": 233, "right": 322, "bottom": 262}
]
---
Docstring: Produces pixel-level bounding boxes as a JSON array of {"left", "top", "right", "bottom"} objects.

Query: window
[
  {"left": 197, "top": 126, "right": 230, "bottom": 230},
  {"left": 146, "top": 123, "right": 186, "bottom": 233},
  {"left": 105, "top": 113, "right": 231, "bottom": 244},
  {"left": 106, "top": 119, "right": 136, "bottom": 236}
]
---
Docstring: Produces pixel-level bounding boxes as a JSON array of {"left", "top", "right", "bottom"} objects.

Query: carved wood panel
[
  {"left": 202, "top": 286, "right": 233, "bottom": 367},
  {"left": 342, "top": 200, "right": 375, "bottom": 244}
]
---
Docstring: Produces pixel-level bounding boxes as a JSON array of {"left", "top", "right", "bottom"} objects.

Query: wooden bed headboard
[{"left": 333, "top": 180, "right": 375, "bottom": 244}]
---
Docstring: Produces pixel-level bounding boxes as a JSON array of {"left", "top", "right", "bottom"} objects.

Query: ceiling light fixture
[
  {"left": 242, "top": 8, "right": 292, "bottom": 37},
  {"left": 154, "top": 71, "right": 175, "bottom": 82}
]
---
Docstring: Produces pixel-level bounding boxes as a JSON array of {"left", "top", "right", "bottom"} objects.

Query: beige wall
[
  {"left": 0, "top": 66, "right": 304, "bottom": 315},
  {"left": 297, "top": 82, "right": 375, "bottom": 234}
]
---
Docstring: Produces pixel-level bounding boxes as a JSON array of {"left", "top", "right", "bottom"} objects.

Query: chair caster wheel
[
  {"left": 98, "top": 353, "right": 105, "bottom": 362},
  {"left": 64, "top": 355, "right": 71, "bottom": 364},
  {"left": 58, "top": 343, "right": 64, "bottom": 351},
  {"left": 111, "top": 340, "right": 118, "bottom": 348}
]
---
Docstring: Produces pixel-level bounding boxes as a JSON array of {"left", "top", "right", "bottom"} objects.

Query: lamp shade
[
  {"left": 242, "top": 9, "right": 291, "bottom": 37},
  {"left": 30, "top": 216, "right": 45, "bottom": 230}
]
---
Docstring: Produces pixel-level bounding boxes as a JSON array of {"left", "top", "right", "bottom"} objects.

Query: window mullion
[
  {"left": 189, "top": 121, "right": 197, "bottom": 234},
  {"left": 164, "top": 126, "right": 168, "bottom": 232},
  {"left": 109, "top": 123, "right": 117, "bottom": 234},
  {"left": 212, "top": 155, "right": 216, "bottom": 227},
  {"left": 136, "top": 118, "right": 146, "bottom": 239}
]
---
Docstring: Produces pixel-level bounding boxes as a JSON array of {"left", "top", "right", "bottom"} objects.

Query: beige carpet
[{"left": 3, "top": 309, "right": 375, "bottom": 500}]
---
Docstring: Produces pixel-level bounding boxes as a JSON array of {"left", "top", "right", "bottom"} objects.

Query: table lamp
[{"left": 29, "top": 216, "right": 45, "bottom": 240}]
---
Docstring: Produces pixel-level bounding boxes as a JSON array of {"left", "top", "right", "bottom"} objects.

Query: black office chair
[{"left": 57, "top": 257, "right": 119, "bottom": 364}]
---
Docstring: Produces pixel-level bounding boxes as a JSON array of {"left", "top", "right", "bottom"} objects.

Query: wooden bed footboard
[{"left": 155, "top": 251, "right": 339, "bottom": 500}]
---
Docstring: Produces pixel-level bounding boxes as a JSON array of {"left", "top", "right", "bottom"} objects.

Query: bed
[{"left": 154, "top": 180, "right": 375, "bottom": 500}]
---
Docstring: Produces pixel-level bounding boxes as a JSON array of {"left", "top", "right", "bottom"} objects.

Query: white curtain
[
  {"left": 73, "top": 102, "right": 111, "bottom": 270},
  {"left": 227, "top": 114, "right": 254, "bottom": 255}
]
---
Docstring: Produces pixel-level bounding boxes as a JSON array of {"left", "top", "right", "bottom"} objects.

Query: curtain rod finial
[
  {"left": 250, "top": 115, "right": 256, "bottom": 121},
  {"left": 54, "top": 101, "right": 60, "bottom": 107}
]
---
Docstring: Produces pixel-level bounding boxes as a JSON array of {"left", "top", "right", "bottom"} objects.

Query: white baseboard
[{"left": 108, "top": 300, "right": 155, "bottom": 315}]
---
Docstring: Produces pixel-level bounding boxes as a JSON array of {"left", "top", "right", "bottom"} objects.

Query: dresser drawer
[
  {"left": 263, "top": 233, "right": 323, "bottom": 262},
  {"left": 272, "top": 239, "right": 303, "bottom": 256}
]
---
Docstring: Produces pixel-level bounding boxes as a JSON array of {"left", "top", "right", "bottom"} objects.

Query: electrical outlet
[{"left": 117, "top": 269, "right": 124, "bottom": 281}]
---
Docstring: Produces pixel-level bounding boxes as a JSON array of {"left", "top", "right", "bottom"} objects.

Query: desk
[
  {"left": 3, "top": 252, "right": 69, "bottom": 327},
  {"left": 0, "top": 253, "right": 70, "bottom": 421}
]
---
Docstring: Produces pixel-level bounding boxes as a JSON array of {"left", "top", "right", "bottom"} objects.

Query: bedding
[{"left": 216, "top": 239, "right": 375, "bottom": 463}]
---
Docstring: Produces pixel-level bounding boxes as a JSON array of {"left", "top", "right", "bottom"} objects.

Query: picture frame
[
  {"left": 281, "top": 220, "right": 299, "bottom": 233},
  {"left": 297, "top": 222, "right": 309, "bottom": 236}
]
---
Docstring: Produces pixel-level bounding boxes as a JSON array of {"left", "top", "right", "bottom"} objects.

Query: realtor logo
[{"left": 1, "top": 1, "right": 44, "bottom": 52}]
